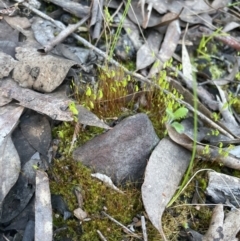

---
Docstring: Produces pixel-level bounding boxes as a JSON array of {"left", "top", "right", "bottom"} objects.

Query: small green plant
[
  {"left": 223, "top": 92, "right": 239, "bottom": 112},
  {"left": 166, "top": 107, "right": 188, "bottom": 133},
  {"left": 207, "top": 129, "right": 219, "bottom": 136},
  {"left": 218, "top": 142, "right": 234, "bottom": 158},
  {"left": 195, "top": 28, "right": 228, "bottom": 80},
  {"left": 212, "top": 112, "right": 220, "bottom": 121},
  {"left": 202, "top": 144, "right": 210, "bottom": 155},
  {"left": 68, "top": 101, "right": 79, "bottom": 121},
  {"left": 236, "top": 72, "right": 240, "bottom": 81},
  {"left": 197, "top": 28, "right": 224, "bottom": 59},
  {"left": 109, "top": 0, "right": 132, "bottom": 59},
  {"left": 75, "top": 65, "right": 136, "bottom": 118}
]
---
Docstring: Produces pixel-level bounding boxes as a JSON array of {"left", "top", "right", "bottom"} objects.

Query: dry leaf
[
  {"left": 145, "top": 0, "right": 168, "bottom": 14},
  {"left": 0, "top": 78, "right": 19, "bottom": 106},
  {"left": 211, "top": 0, "right": 232, "bottom": 9},
  {"left": 0, "top": 152, "right": 42, "bottom": 223},
  {"left": 47, "top": 0, "right": 90, "bottom": 18},
  {"left": 0, "top": 51, "right": 17, "bottom": 78},
  {"left": 203, "top": 203, "right": 240, "bottom": 241},
  {"left": 182, "top": 24, "right": 194, "bottom": 83},
  {"left": 223, "top": 22, "right": 240, "bottom": 32},
  {"left": 127, "top": 0, "right": 162, "bottom": 28},
  {"left": 148, "top": 19, "right": 181, "bottom": 77},
  {"left": 119, "top": 12, "right": 142, "bottom": 50},
  {"left": 0, "top": 83, "right": 73, "bottom": 121},
  {"left": 4, "top": 15, "right": 31, "bottom": 30},
  {"left": 0, "top": 135, "right": 21, "bottom": 208},
  {"left": 13, "top": 46, "right": 77, "bottom": 92},
  {"left": 35, "top": 170, "right": 52, "bottom": 241},
  {"left": 142, "top": 138, "right": 191, "bottom": 240},
  {"left": 206, "top": 172, "right": 240, "bottom": 207},
  {"left": 77, "top": 105, "right": 111, "bottom": 129},
  {"left": 0, "top": 103, "right": 24, "bottom": 142},
  {"left": 136, "top": 30, "right": 162, "bottom": 70},
  {"left": 20, "top": 112, "right": 52, "bottom": 156}
]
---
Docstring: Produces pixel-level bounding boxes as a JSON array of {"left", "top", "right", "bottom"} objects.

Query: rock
[
  {"left": 73, "top": 113, "right": 159, "bottom": 185},
  {"left": 73, "top": 208, "right": 88, "bottom": 221}
]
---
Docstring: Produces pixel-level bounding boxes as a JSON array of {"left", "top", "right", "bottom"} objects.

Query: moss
[
  {"left": 52, "top": 122, "right": 105, "bottom": 156},
  {"left": 49, "top": 61, "right": 193, "bottom": 240},
  {"left": 232, "top": 97, "right": 240, "bottom": 114},
  {"left": 49, "top": 156, "right": 162, "bottom": 240},
  {"left": 44, "top": 2, "right": 58, "bottom": 13}
]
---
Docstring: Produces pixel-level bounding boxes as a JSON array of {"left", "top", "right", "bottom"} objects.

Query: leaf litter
[{"left": 1, "top": 0, "right": 240, "bottom": 240}]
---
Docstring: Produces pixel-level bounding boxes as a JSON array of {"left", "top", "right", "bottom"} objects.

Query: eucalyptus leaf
[{"left": 142, "top": 138, "right": 191, "bottom": 240}]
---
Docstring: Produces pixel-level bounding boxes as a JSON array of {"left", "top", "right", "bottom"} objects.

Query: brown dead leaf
[
  {"left": 136, "top": 30, "right": 162, "bottom": 70},
  {"left": 20, "top": 112, "right": 52, "bottom": 156},
  {"left": 0, "top": 77, "right": 19, "bottom": 106},
  {"left": 0, "top": 83, "right": 73, "bottom": 121},
  {"left": 35, "top": 170, "right": 52, "bottom": 241},
  {"left": 48, "top": 0, "right": 90, "bottom": 18},
  {"left": 142, "top": 138, "right": 191, "bottom": 240},
  {"left": 4, "top": 15, "right": 31, "bottom": 30},
  {"left": 127, "top": 0, "right": 162, "bottom": 28},
  {"left": 0, "top": 51, "right": 17, "bottom": 78},
  {"left": 77, "top": 105, "right": 111, "bottom": 129},
  {"left": 145, "top": 0, "right": 168, "bottom": 14},
  {"left": 148, "top": 19, "right": 181, "bottom": 77},
  {"left": 13, "top": 46, "right": 77, "bottom": 92},
  {"left": 0, "top": 103, "right": 24, "bottom": 142},
  {"left": 0, "top": 135, "right": 21, "bottom": 208}
]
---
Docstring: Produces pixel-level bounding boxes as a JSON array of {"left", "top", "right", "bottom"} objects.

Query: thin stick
[
  {"left": 97, "top": 230, "right": 108, "bottom": 241},
  {"left": 101, "top": 211, "right": 142, "bottom": 239},
  {"left": 141, "top": 216, "right": 148, "bottom": 241},
  {"left": 42, "top": 15, "right": 90, "bottom": 53}
]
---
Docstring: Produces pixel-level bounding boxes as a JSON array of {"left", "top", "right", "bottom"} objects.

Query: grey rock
[{"left": 73, "top": 113, "right": 159, "bottom": 185}]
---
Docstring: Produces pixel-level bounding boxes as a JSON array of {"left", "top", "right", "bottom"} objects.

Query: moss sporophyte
[
  {"left": 50, "top": 59, "right": 191, "bottom": 239},
  {"left": 51, "top": 27, "right": 233, "bottom": 239}
]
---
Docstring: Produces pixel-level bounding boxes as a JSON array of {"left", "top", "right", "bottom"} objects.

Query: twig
[
  {"left": 41, "top": 15, "right": 90, "bottom": 53},
  {"left": 141, "top": 216, "right": 148, "bottom": 241},
  {"left": 97, "top": 230, "right": 108, "bottom": 241},
  {"left": 2, "top": 234, "right": 11, "bottom": 241},
  {"left": 101, "top": 211, "right": 142, "bottom": 239}
]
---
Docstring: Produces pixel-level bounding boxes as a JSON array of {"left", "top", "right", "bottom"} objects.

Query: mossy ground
[
  {"left": 50, "top": 157, "right": 154, "bottom": 240},
  {"left": 49, "top": 148, "right": 229, "bottom": 240},
  {"left": 49, "top": 65, "right": 167, "bottom": 240},
  {"left": 48, "top": 56, "right": 240, "bottom": 240},
  {"left": 48, "top": 64, "right": 185, "bottom": 240}
]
